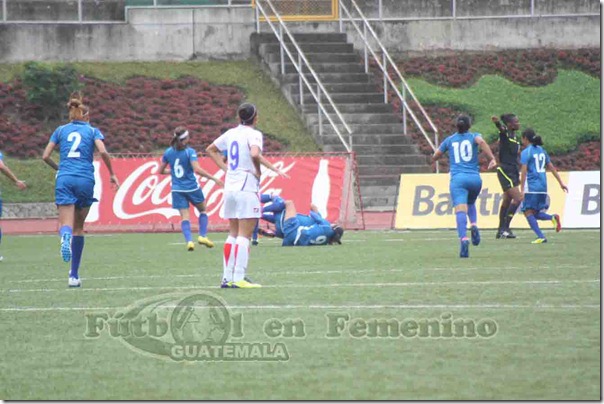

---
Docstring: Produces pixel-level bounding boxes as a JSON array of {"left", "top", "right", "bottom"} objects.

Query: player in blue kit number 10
[
  {"left": 432, "top": 115, "right": 497, "bottom": 258},
  {"left": 160, "top": 127, "right": 224, "bottom": 251},
  {"left": 519, "top": 129, "right": 568, "bottom": 244}
]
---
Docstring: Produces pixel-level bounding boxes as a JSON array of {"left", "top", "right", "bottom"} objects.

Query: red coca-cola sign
[{"left": 87, "top": 155, "right": 350, "bottom": 230}]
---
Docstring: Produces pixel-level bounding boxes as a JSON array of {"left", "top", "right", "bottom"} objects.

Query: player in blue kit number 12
[{"left": 432, "top": 115, "right": 497, "bottom": 258}]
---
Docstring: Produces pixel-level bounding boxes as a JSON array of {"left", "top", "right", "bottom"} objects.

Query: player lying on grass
[{"left": 252, "top": 194, "right": 344, "bottom": 246}]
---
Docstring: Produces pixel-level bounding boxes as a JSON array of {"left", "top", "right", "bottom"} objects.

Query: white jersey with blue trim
[{"left": 213, "top": 125, "right": 263, "bottom": 193}]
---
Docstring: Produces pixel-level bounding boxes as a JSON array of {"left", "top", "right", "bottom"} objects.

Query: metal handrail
[
  {"left": 255, "top": 0, "right": 353, "bottom": 152},
  {"left": 339, "top": 0, "right": 439, "bottom": 158}
]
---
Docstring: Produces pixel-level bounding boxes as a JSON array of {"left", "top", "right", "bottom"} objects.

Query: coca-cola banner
[{"left": 86, "top": 155, "right": 351, "bottom": 231}]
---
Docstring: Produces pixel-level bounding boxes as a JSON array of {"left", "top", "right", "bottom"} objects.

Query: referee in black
[{"left": 492, "top": 114, "right": 523, "bottom": 238}]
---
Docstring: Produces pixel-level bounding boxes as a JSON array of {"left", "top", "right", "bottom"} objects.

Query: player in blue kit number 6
[
  {"left": 431, "top": 115, "right": 497, "bottom": 258},
  {"left": 160, "top": 126, "right": 224, "bottom": 251},
  {"left": 42, "top": 93, "right": 120, "bottom": 288},
  {"left": 519, "top": 129, "right": 568, "bottom": 244}
]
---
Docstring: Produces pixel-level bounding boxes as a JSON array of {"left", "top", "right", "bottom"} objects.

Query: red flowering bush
[{"left": 0, "top": 75, "right": 286, "bottom": 158}]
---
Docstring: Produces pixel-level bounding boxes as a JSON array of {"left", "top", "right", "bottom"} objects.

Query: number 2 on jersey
[
  {"left": 67, "top": 132, "right": 82, "bottom": 158},
  {"left": 229, "top": 142, "right": 239, "bottom": 170}
]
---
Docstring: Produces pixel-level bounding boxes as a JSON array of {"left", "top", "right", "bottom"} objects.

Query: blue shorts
[
  {"left": 281, "top": 217, "right": 301, "bottom": 246},
  {"left": 55, "top": 175, "right": 97, "bottom": 208},
  {"left": 172, "top": 189, "right": 205, "bottom": 210},
  {"left": 450, "top": 175, "right": 482, "bottom": 207},
  {"left": 522, "top": 193, "right": 549, "bottom": 212}
]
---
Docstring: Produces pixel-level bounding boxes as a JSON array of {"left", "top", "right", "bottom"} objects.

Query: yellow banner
[
  {"left": 253, "top": 0, "right": 339, "bottom": 22},
  {"left": 394, "top": 173, "right": 570, "bottom": 229}
]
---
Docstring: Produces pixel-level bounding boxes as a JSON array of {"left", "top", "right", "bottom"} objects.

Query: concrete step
[
  {"left": 288, "top": 82, "right": 378, "bottom": 95},
  {"left": 252, "top": 32, "right": 348, "bottom": 44},
  {"left": 353, "top": 144, "right": 420, "bottom": 154},
  {"left": 265, "top": 52, "right": 359, "bottom": 64},
  {"left": 281, "top": 72, "right": 372, "bottom": 84},
  {"left": 357, "top": 154, "right": 429, "bottom": 166},
  {"left": 306, "top": 112, "right": 400, "bottom": 125},
  {"left": 358, "top": 164, "right": 433, "bottom": 176},
  {"left": 360, "top": 191, "right": 399, "bottom": 209},
  {"left": 296, "top": 92, "right": 384, "bottom": 105},
  {"left": 270, "top": 62, "right": 366, "bottom": 75},
  {"left": 358, "top": 176, "right": 402, "bottom": 187},
  {"left": 313, "top": 123, "right": 405, "bottom": 135},
  {"left": 321, "top": 133, "right": 416, "bottom": 146},
  {"left": 301, "top": 103, "right": 393, "bottom": 114},
  {"left": 260, "top": 42, "right": 354, "bottom": 55}
]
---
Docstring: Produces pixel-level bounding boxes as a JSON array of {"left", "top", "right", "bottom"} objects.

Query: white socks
[
  {"left": 222, "top": 235, "right": 237, "bottom": 282},
  {"left": 233, "top": 236, "right": 250, "bottom": 282}
]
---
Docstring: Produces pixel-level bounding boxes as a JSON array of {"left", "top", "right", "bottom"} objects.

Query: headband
[{"left": 175, "top": 131, "right": 189, "bottom": 140}]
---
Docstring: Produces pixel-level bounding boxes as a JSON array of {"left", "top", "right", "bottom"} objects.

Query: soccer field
[{"left": 0, "top": 229, "right": 600, "bottom": 400}]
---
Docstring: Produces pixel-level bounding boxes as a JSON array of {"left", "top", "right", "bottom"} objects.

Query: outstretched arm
[
  {"left": 547, "top": 162, "right": 568, "bottom": 192},
  {"left": 475, "top": 136, "right": 497, "bottom": 170},
  {"left": 158, "top": 161, "right": 169, "bottom": 175},
  {"left": 192, "top": 160, "right": 224, "bottom": 187},
  {"left": 0, "top": 160, "right": 26, "bottom": 190}
]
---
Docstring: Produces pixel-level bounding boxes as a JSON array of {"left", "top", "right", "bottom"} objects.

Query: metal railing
[
  {"left": 338, "top": 0, "right": 439, "bottom": 170},
  {"left": 255, "top": 0, "right": 353, "bottom": 152}
]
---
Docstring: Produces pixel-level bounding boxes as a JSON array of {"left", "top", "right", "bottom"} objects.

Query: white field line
[
  {"left": 8, "top": 264, "right": 597, "bottom": 284},
  {"left": 0, "top": 303, "right": 599, "bottom": 313},
  {"left": 2, "top": 279, "right": 599, "bottom": 294}
]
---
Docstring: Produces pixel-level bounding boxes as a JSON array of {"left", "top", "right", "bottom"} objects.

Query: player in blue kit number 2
[
  {"left": 42, "top": 93, "right": 120, "bottom": 288},
  {"left": 519, "top": 129, "right": 568, "bottom": 244},
  {"left": 432, "top": 115, "right": 497, "bottom": 258},
  {"left": 160, "top": 126, "right": 224, "bottom": 251}
]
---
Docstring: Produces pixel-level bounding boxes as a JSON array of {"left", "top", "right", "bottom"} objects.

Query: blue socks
[
  {"left": 198, "top": 214, "right": 208, "bottom": 237},
  {"left": 535, "top": 212, "right": 553, "bottom": 221},
  {"left": 59, "top": 225, "right": 72, "bottom": 238},
  {"left": 526, "top": 215, "right": 545, "bottom": 239},
  {"left": 181, "top": 220, "right": 192, "bottom": 243},
  {"left": 455, "top": 211, "right": 468, "bottom": 239},
  {"left": 70, "top": 236, "right": 84, "bottom": 279},
  {"left": 467, "top": 204, "right": 477, "bottom": 226},
  {"left": 252, "top": 220, "right": 259, "bottom": 241}
]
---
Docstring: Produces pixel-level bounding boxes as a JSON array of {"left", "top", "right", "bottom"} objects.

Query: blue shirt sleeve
[
  {"left": 0, "top": 151, "right": 3, "bottom": 161},
  {"left": 188, "top": 148, "right": 198, "bottom": 162},
  {"left": 438, "top": 136, "right": 450, "bottom": 154},
  {"left": 520, "top": 148, "right": 529, "bottom": 165},
  {"left": 50, "top": 127, "right": 61, "bottom": 144},
  {"left": 93, "top": 128, "right": 104, "bottom": 141}
]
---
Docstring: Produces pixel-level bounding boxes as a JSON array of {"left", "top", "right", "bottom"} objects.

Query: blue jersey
[
  {"left": 295, "top": 224, "right": 335, "bottom": 246},
  {"left": 521, "top": 145, "right": 550, "bottom": 193},
  {"left": 162, "top": 147, "right": 199, "bottom": 192},
  {"left": 438, "top": 132, "right": 482, "bottom": 177},
  {"left": 50, "top": 121, "right": 104, "bottom": 181},
  {"left": 275, "top": 211, "right": 326, "bottom": 238}
]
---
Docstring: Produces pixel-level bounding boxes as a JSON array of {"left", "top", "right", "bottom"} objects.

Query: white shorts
[{"left": 221, "top": 191, "right": 261, "bottom": 219}]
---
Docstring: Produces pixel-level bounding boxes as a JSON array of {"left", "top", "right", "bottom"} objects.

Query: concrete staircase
[{"left": 251, "top": 32, "right": 433, "bottom": 210}]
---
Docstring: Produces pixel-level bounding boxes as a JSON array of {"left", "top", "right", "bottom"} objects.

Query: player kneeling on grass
[
  {"left": 519, "top": 129, "right": 568, "bottom": 244},
  {"left": 432, "top": 115, "right": 497, "bottom": 258},
  {"left": 42, "top": 93, "right": 119, "bottom": 288},
  {"left": 160, "top": 127, "right": 224, "bottom": 251}
]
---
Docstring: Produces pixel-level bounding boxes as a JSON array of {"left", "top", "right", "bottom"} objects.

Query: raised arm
[
  {"left": 475, "top": 136, "right": 497, "bottom": 170},
  {"left": 546, "top": 162, "right": 568, "bottom": 192},
  {"left": 0, "top": 160, "right": 26, "bottom": 190},
  {"left": 42, "top": 141, "right": 59, "bottom": 171},
  {"left": 491, "top": 115, "right": 507, "bottom": 138},
  {"left": 206, "top": 143, "right": 228, "bottom": 172},
  {"left": 191, "top": 160, "right": 224, "bottom": 187},
  {"left": 94, "top": 139, "right": 119, "bottom": 189}
]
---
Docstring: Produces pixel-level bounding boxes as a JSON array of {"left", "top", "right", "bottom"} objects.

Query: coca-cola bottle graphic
[{"left": 311, "top": 159, "right": 330, "bottom": 219}]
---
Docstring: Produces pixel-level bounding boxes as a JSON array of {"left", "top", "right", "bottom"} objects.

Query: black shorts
[{"left": 497, "top": 166, "right": 520, "bottom": 192}]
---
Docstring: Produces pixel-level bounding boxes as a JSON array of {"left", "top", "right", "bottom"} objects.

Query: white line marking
[
  {"left": 3, "top": 279, "right": 599, "bottom": 294},
  {"left": 0, "top": 303, "right": 599, "bottom": 312},
  {"left": 8, "top": 264, "right": 597, "bottom": 284}
]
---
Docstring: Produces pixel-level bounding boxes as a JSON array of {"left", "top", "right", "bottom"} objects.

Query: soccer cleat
[
  {"left": 220, "top": 280, "right": 233, "bottom": 288},
  {"left": 198, "top": 236, "right": 215, "bottom": 248},
  {"left": 459, "top": 239, "right": 470, "bottom": 258},
  {"left": 68, "top": 277, "right": 81, "bottom": 288},
  {"left": 552, "top": 214, "right": 562, "bottom": 232},
  {"left": 231, "top": 279, "right": 262, "bottom": 288},
  {"left": 251, "top": 239, "right": 259, "bottom": 246},
  {"left": 61, "top": 234, "right": 72, "bottom": 262},
  {"left": 531, "top": 238, "right": 548, "bottom": 244},
  {"left": 470, "top": 225, "right": 481, "bottom": 246},
  {"left": 187, "top": 241, "right": 195, "bottom": 251},
  {"left": 258, "top": 228, "right": 275, "bottom": 238},
  {"left": 499, "top": 230, "right": 516, "bottom": 239}
]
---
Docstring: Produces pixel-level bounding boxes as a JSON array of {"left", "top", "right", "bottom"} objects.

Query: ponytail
[
  {"left": 456, "top": 114, "right": 471, "bottom": 133},
  {"left": 171, "top": 126, "right": 189, "bottom": 150},
  {"left": 522, "top": 128, "right": 544, "bottom": 147},
  {"left": 67, "top": 92, "right": 88, "bottom": 121}
]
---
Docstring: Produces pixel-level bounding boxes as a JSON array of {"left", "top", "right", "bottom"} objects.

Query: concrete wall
[{"left": 0, "top": 2, "right": 599, "bottom": 63}]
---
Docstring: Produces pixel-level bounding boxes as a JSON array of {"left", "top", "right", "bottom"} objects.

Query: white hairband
[{"left": 177, "top": 131, "right": 189, "bottom": 140}]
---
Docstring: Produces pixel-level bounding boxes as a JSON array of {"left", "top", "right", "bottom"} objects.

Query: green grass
[
  {"left": 407, "top": 70, "right": 600, "bottom": 154},
  {"left": 0, "top": 153, "right": 58, "bottom": 202},
  {"left": 0, "top": 229, "right": 599, "bottom": 399}
]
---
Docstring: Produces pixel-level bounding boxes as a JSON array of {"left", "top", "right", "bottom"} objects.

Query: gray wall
[{"left": 0, "top": 1, "right": 599, "bottom": 63}]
